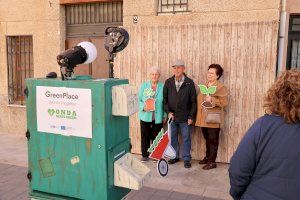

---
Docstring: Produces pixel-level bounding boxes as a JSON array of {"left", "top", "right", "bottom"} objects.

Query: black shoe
[
  {"left": 168, "top": 158, "right": 179, "bottom": 164},
  {"left": 184, "top": 161, "right": 191, "bottom": 168},
  {"left": 140, "top": 157, "right": 149, "bottom": 162},
  {"left": 198, "top": 157, "right": 209, "bottom": 165},
  {"left": 202, "top": 162, "right": 217, "bottom": 170}
]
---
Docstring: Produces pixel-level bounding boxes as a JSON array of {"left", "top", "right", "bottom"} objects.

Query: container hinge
[
  {"left": 130, "top": 143, "right": 132, "bottom": 152},
  {"left": 25, "top": 130, "right": 30, "bottom": 140},
  {"left": 24, "top": 87, "right": 29, "bottom": 98},
  {"left": 27, "top": 171, "right": 32, "bottom": 182}
]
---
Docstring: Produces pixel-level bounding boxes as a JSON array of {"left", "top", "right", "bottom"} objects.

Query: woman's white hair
[{"left": 149, "top": 66, "right": 160, "bottom": 74}]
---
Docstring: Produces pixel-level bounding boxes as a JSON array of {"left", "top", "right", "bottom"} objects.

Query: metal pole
[
  {"left": 109, "top": 53, "right": 115, "bottom": 78},
  {"left": 277, "top": 0, "right": 287, "bottom": 75}
]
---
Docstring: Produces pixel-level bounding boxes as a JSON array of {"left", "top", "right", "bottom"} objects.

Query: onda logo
[{"left": 48, "top": 109, "right": 77, "bottom": 119}]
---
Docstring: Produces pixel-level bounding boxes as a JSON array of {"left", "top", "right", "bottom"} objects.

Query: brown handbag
[{"left": 205, "top": 110, "right": 221, "bottom": 124}]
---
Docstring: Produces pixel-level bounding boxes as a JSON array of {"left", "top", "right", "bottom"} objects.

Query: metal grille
[
  {"left": 66, "top": 2, "right": 123, "bottom": 37},
  {"left": 66, "top": 2, "right": 123, "bottom": 25},
  {"left": 7, "top": 36, "right": 33, "bottom": 105},
  {"left": 290, "top": 40, "right": 300, "bottom": 69},
  {"left": 287, "top": 15, "right": 300, "bottom": 70},
  {"left": 157, "top": 0, "right": 189, "bottom": 14}
]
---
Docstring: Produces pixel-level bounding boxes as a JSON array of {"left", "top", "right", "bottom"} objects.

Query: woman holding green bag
[
  {"left": 138, "top": 66, "right": 166, "bottom": 162},
  {"left": 195, "top": 64, "right": 229, "bottom": 170}
]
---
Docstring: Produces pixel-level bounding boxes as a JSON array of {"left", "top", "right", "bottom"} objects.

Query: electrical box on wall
[{"left": 112, "top": 84, "right": 138, "bottom": 116}]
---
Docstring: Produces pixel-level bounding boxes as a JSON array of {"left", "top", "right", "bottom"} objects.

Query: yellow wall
[
  {"left": 0, "top": 0, "right": 65, "bottom": 134},
  {"left": 0, "top": 0, "right": 285, "bottom": 134},
  {"left": 287, "top": 0, "right": 300, "bottom": 13},
  {"left": 123, "top": 0, "right": 281, "bottom": 26}
]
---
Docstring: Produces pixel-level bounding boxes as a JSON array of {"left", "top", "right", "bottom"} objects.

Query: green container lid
[{"left": 75, "top": 75, "right": 92, "bottom": 80}]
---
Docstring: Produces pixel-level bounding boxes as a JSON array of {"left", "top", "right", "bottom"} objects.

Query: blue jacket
[
  {"left": 229, "top": 115, "right": 300, "bottom": 200},
  {"left": 138, "top": 81, "right": 166, "bottom": 124}
]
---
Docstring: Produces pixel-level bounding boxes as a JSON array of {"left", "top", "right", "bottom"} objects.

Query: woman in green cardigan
[{"left": 138, "top": 66, "right": 166, "bottom": 162}]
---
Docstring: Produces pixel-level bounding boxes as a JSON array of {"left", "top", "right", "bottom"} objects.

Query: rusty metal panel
[{"left": 66, "top": 2, "right": 123, "bottom": 37}]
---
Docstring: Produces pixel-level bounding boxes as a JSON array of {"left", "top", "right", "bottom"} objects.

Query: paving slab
[{"left": 0, "top": 133, "right": 231, "bottom": 200}]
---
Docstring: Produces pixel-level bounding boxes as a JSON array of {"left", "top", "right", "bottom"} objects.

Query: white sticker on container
[{"left": 70, "top": 156, "right": 80, "bottom": 165}]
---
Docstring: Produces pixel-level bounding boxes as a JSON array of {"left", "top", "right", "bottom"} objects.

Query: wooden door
[
  {"left": 64, "top": 2, "right": 123, "bottom": 78},
  {"left": 66, "top": 37, "right": 109, "bottom": 78}
]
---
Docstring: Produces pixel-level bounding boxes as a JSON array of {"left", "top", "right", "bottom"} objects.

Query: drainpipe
[{"left": 277, "top": 0, "right": 287, "bottom": 75}]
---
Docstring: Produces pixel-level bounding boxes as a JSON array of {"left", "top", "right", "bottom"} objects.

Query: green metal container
[{"left": 26, "top": 78, "right": 131, "bottom": 200}]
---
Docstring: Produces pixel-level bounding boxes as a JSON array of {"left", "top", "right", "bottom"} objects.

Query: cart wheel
[{"left": 157, "top": 159, "right": 168, "bottom": 177}]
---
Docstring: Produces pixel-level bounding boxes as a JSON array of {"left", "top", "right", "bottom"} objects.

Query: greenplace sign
[
  {"left": 45, "top": 91, "right": 79, "bottom": 99},
  {"left": 36, "top": 86, "right": 92, "bottom": 138}
]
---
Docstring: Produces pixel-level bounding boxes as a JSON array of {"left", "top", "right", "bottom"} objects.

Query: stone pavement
[
  {"left": 0, "top": 134, "right": 232, "bottom": 200},
  {"left": 0, "top": 163, "right": 28, "bottom": 200}
]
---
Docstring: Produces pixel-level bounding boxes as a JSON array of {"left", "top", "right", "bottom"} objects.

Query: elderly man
[{"left": 163, "top": 59, "right": 197, "bottom": 168}]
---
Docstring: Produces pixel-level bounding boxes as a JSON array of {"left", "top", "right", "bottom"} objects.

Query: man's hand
[
  {"left": 163, "top": 118, "right": 167, "bottom": 125},
  {"left": 188, "top": 119, "right": 193, "bottom": 125},
  {"left": 205, "top": 95, "right": 212, "bottom": 103},
  {"left": 168, "top": 112, "right": 174, "bottom": 120}
]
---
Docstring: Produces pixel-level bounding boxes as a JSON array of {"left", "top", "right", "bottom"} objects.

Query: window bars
[
  {"left": 287, "top": 15, "right": 300, "bottom": 69},
  {"left": 157, "top": 0, "right": 189, "bottom": 14},
  {"left": 290, "top": 40, "right": 300, "bottom": 69},
  {"left": 7, "top": 36, "right": 33, "bottom": 105}
]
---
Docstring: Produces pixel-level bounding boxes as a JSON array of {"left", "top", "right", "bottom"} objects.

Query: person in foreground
[
  {"left": 229, "top": 69, "right": 300, "bottom": 200},
  {"left": 163, "top": 59, "right": 197, "bottom": 168},
  {"left": 138, "top": 66, "right": 165, "bottom": 162}
]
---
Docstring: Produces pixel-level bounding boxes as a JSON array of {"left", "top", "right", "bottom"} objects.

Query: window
[
  {"left": 289, "top": 40, "right": 300, "bottom": 69},
  {"left": 7, "top": 36, "right": 33, "bottom": 105},
  {"left": 287, "top": 15, "right": 300, "bottom": 70},
  {"left": 157, "top": 0, "right": 189, "bottom": 14},
  {"left": 291, "top": 16, "right": 300, "bottom": 31}
]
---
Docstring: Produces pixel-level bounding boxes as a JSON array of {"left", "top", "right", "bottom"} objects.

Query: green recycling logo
[
  {"left": 199, "top": 85, "right": 217, "bottom": 95},
  {"left": 143, "top": 88, "right": 155, "bottom": 98},
  {"left": 47, "top": 108, "right": 77, "bottom": 120},
  {"left": 48, "top": 109, "right": 55, "bottom": 116}
]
